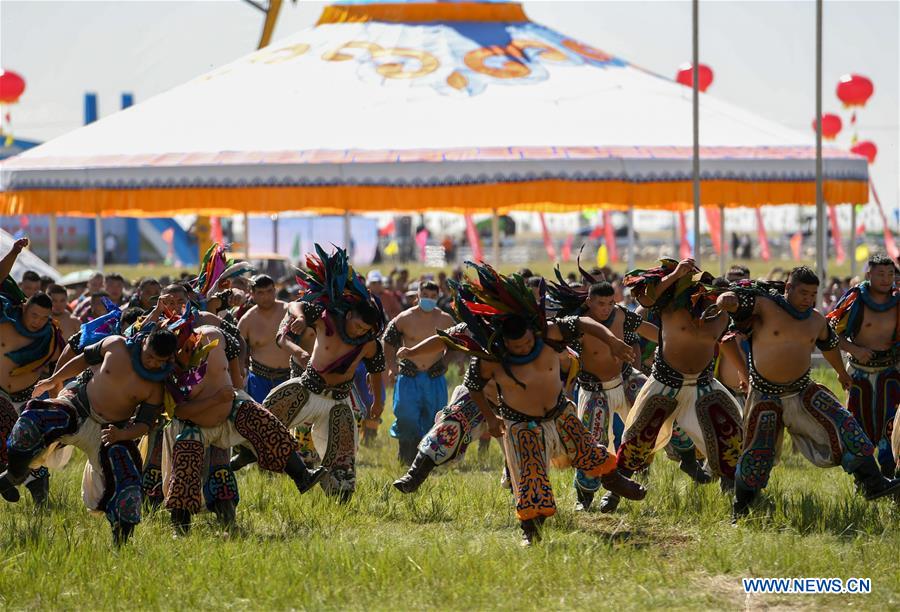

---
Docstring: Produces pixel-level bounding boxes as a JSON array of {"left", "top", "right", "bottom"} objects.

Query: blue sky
[{"left": 2, "top": 0, "right": 897, "bottom": 218}]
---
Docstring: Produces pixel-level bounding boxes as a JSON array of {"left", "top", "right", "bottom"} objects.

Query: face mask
[{"left": 419, "top": 298, "right": 437, "bottom": 312}]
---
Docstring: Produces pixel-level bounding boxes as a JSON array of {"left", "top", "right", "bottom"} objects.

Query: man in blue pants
[{"left": 384, "top": 281, "right": 454, "bottom": 464}]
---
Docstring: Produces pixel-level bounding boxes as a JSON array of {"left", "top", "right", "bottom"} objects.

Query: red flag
[
  {"left": 210, "top": 217, "right": 223, "bottom": 244},
  {"left": 870, "top": 181, "right": 899, "bottom": 260},
  {"left": 538, "top": 213, "right": 557, "bottom": 260},
  {"left": 561, "top": 234, "right": 574, "bottom": 263},
  {"left": 856, "top": 222, "right": 866, "bottom": 237},
  {"left": 827, "top": 206, "right": 846, "bottom": 265},
  {"left": 415, "top": 228, "right": 429, "bottom": 261},
  {"left": 703, "top": 207, "right": 722, "bottom": 255},
  {"left": 755, "top": 208, "right": 771, "bottom": 262},
  {"left": 790, "top": 232, "right": 803, "bottom": 260},
  {"left": 602, "top": 211, "right": 619, "bottom": 263},
  {"left": 464, "top": 215, "right": 483, "bottom": 262},
  {"left": 678, "top": 211, "right": 692, "bottom": 259},
  {"left": 161, "top": 227, "right": 175, "bottom": 244},
  {"left": 378, "top": 220, "right": 395, "bottom": 237}
]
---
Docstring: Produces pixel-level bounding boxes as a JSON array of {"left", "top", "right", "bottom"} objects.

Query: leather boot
[
  {"left": 880, "top": 459, "right": 896, "bottom": 480},
  {"left": 392, "top": 452, "right": 436, "bottom": 494},
  {"left": 520, "top": 518, "right": 542, "bottom": 546},
  {"left": 599, "top": 491, "right": 620, "bottom": 513},
  {"left": 600, "top": 469, "right": 647, "bottom": 501},
  {"left": 677, "top": 448, "right": 712, "bottom": 484},
  {"left": 732, "top": 486, "right": 757, "bottom": 523},
  {"left": 574, "top": 486, "right": 594, "bottom": 512},
  {"left": 112, "top": 522, "right": 136, "bottom": 547},
  {"left": 229, "top": 445, "right": 257, "bottom": 472},
  {"left": 171, "top": 508, "right": 192, "bottom": 535},
  {"left": 285, "top": 453, "right": 328, "bottom": 495},
  {"left": 0, "top": 469, "right": 27, "bottom": 503},
  {"left": 24, "top": 470, "right": 50, "bottom": 507},
  {"left": 212, "top": 499, "right": 236, "bottom": 528},
  {"left": 719, "top": 476, "right": 735, "bottom": 495},
  {"left": 852, "top": 456, "right": 900, "bottom": 501}
]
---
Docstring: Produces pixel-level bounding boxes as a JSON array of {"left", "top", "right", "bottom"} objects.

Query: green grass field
[{"left": 0, "top": 368, "right": 897, "bottom": 610}]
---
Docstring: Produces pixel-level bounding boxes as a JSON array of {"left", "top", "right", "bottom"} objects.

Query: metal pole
[
  {"left": 48, "top": 214, "right": 58, "bottom": 269},
  {"left": 691, "top": 0, "right": 701, "bottom": 266},
  {"left": 815, "top": 0, "right": 826, "bottom": 304},
  {"left": 244, "top": 212, "right": 250, "bottom": 258},
  {"left": 849, "top": 204, "right": 857, "bottom": 278},
  {"left": 95, "top": 216, "right": 104, "bottom": 272},
  {"left": 626, "top": 206, "right": 636, "bottom": 271},
  {"left": 719, "top": 205, "right": 727, "bottom": 277},
  {"left": 344, "top": 211, "right": 352, "bottom": 260},
  {"left": 491, "top": 209, "right": 500, "bottom": 265},
  {"left": 272, "top": 214, "right": 279, "bottom": 254}
]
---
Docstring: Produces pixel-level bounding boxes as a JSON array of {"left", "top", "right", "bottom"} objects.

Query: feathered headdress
[
  {"left": 163, "top": 307, "right": 219, "bottom": 417},
  {"left": 191, "top": 243, "right": 254, "bottom": 305},
  {"left": 436, "top": 261, "right": 549, "bottom": 386},
  {"left": 545, "top": 247, "right": 602, "bottom": 317},
  {"left": 296, "top": 244, "right": 385, "bottom": 345},
  {"left": 624, "top": 258, "right": 720, "bottom": 318}
]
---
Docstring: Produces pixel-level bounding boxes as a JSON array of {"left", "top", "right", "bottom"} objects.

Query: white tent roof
[
  {"left": 0, "top": 1, "right": 868, "bottom": 215},
  {"left": 0, "top": 231, "right": 60, "bottom": 281}
]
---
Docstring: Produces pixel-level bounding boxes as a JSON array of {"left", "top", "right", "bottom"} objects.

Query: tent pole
[
  {"left": 626, "top": 206, "right": 636, "bottom": 271},
  {"left": 691, "top": 0, "right": 701, "bottom": 267},
  {"left": 244, "top": 212, "right": 250, "bottom": 258},
  {"left": 95, "top": 215, "right": 104, "bottom": 272},
  {"left": 849, "top": 204, "right": 857, "bottom": 278},
  {"left": 48, "top": 214, "right": 58, "bottom": 269},
  {"left": 719, "top": 205, "right": 726, "bottom": 277},
  {"left": 491, "top": 209, "right": 500, "bottom": 265},
  {"left": 815, "top": 0, "right": 826, "bottom": 306},
  {"left": 273, "top": 214, "right": 279, "bottom": 254},
  {"left": 344, "top": 211, "right": 352, "bottom": 260},
  {"left": 672, "top": 212, "right": 678, "bottom": 257}
]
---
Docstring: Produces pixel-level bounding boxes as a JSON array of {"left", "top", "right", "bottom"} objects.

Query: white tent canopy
[
  {"left": 0, "top": 1, "right": 868, "bottom": 216},
  {"left": 0, "top": 230, "right": 60, "bottom": 281}
]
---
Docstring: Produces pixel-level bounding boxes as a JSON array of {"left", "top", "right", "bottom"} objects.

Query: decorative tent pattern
[{"left": 0, "top": 0, "right": 868, "bottom": 216}]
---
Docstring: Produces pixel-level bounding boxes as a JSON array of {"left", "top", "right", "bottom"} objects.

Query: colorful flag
[
  {"left": 538, "top": 213, "right": 557, "bottom": 260},
  {"left": 827, "top": 206, "right": 845, "bottom": 264},
  {"left": 678, "top": 211, "right": 692, "bottom": 259},
  {"left": 855, "top": 244, "right": 870, "bottom": 262},
  {"left": 603, "top": 211, "right": 618, "bottom": 263},
  {"left": 378, "top": 220, "right": 395, "bottom": 237},
  {"left": 790, "top": 232, "right": 803, "bottom": 260},
  {"left": 596, "top": 243, "right": 608, "bottom": 268},
  {"left": 384, "top": 240, "right": 399, "bottom": 256},
  {"left": 561, "top": 235, "right": 574, "bottom": 263},
  {"left": 755, "top": 208, "right": 771, "bottom": 262},
  {"left": 704, "top": 207, "right": 722, "bottom": 255},
  {"left": 464, "top": 215, "right": 483, "bottom": 261},
  {"left": 869, "top": 181, "right": 899, "bottom": 260}
]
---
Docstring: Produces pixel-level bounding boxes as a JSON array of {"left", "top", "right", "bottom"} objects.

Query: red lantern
[
  {"left": 813, "top": 113, "right": 842, "bottom": 140},
  {"left": 850, "top": 141, "right": 877, "bottom": 164},
  {"left": 0, "top": 70, "right": 26, "bottom": 104},
  {"left": 836, "top": 74, "right": 873, "bottom": 108},
  {"left": 675, "top": 63, "right": 713, "bottom": 92}
]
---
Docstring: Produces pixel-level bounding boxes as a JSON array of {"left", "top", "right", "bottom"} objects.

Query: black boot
[
  {"left": 599, "top": 491, "right": 620, "bottom": 514},
  {"left": 392, "top": 452, "right": 436, "bottom": 494},
  {"left": 677, "top": 448, "right": 712, "bottom": 484},
  {"left": 600, "top": 469, "right": 647, "bottom": 501},
  {"left": 880, "top": 459, "right": 896, "bottom": 480},
  {"left": 520, "top": 518, "right": 542, "bottom": 546},
  {"left": 398, "top": 439, "right": 419, "bottom": 466},
  {"left": 229, "top": 445, "right": 257, "bottom": 472},
  {"left": 284, "top": 453, "right": 328, "bottom": 495},
  {"left": 212, "top": 499, "right": 236, "bottom": 528},
  {"left": 25, "top": 471, "right": 50, "bottom": 507},
  {"left": 853, "top": 456, "right": 900, "bottom": 501},
  {"left": 170, "top": 508, "right": 192, "bottom": 535},
  {"left": 732, "top": 486, "right": 757, "bottom": 523},
  {"left": 112, "top": 522, "right": 136, "bottom": 546},
  {"left": 0, "top": 470, "right": 24, "bottom": 503},
  {"left": 719, "top": 476, "right": 735, "bottom": 495},
  {"left": 574, "top": 486, "right": 594, "bottom": 512}
]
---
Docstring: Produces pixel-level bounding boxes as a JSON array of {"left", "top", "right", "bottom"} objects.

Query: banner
[
  {"left": 870, "top": 181, "right": 899, "bottom": 260},
  {"left": 538, "top": 213, "right": 557, "bottom": 260},
  {"left": 754, "top": 208, "right": 771, "bottom": 262},
  {"left": 464, "top": 214, "right": 483, "bottom": 261},
  {"left": 602, "top": 211, "right": 618, "bottom": 263},
  {"left": 704, "top": 206, "right": 722, "bottom": 255},
  {"left": 790, "top": 232, "right": 803, "bottom": 260},
  {"left": 678, "top": 211, "right": 692, "bottom": 259},
  {"left": 827, "top": 206, "right": 846, "bottom": 265},
  {"left": 561, "top": 234, "right": 574, "bottom": 263}
]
